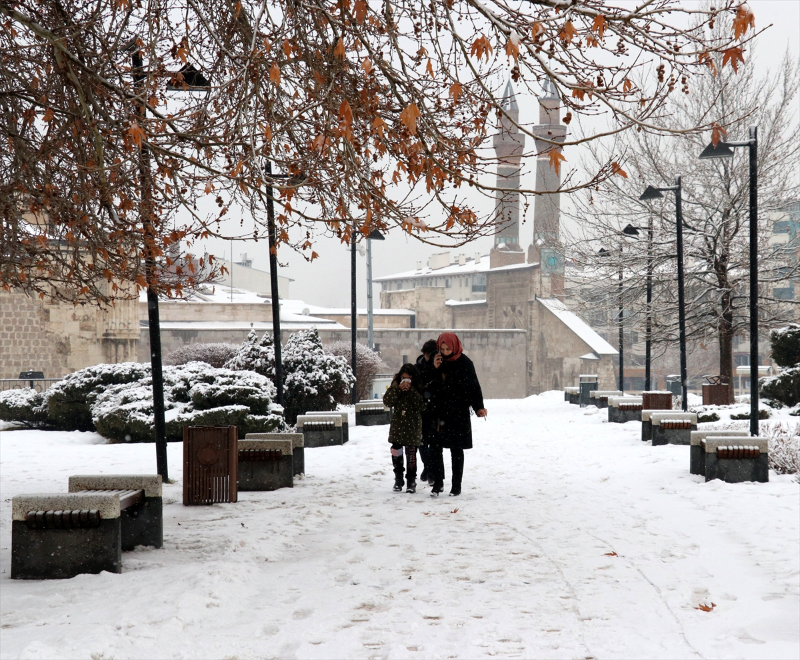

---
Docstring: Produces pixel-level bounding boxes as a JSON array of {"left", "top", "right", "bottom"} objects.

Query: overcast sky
[{"left": 198, "top": 0, "right": 800, "bottom": 309}]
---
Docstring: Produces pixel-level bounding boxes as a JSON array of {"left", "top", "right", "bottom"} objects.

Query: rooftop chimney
[
  {"left": 458, "top": 253, "right": 466, "bottom": 266},
  {"left": 474, "top": 253, "right": 481, "bottom": 264}
]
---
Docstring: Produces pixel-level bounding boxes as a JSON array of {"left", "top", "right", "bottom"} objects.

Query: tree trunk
[{"left": 719, "top": 291, "right": 735, "bottom": 404}]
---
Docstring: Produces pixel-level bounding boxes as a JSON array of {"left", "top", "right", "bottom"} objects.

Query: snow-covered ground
[{"left": 1, "top": 392, "right": 798, "bottom": 660}]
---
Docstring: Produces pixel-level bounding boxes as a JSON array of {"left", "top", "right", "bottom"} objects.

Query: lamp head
[
  {"left": 622, "top": 224, "right": 640, "bottom": 236},
  {"left": 699, "top": 141, "right": 735, "bottom": 160},
  {"left": 598, "top": 248, "right": 611, "bottom": 257},
  {"left": 367, "top": 229, "right": 385, "bottom": 241},
  {"left": 639, "top": 186, "right": 664, "bottom": 201}
]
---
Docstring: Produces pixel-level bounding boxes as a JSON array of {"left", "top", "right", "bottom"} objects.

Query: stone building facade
[{"left": 0, "top": 289, "right": 139, "bottom": 379}]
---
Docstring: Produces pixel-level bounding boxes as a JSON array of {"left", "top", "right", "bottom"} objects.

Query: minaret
[
  {"left": 489, "top": 81, "right": 526, "bottom": 269},
  {"left": 529, "top": 80, "right": 567, "bottom": 293}
]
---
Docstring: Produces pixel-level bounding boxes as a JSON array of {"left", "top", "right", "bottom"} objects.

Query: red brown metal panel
[
  {"left": 642, "top": 392, "right": 672, "bottom": 410},
  {"left": 702, "top": 384, "right": 730, "bottom": 406},
  {"left": 183, "top": 426, "right": 238, "bottom": 505}
]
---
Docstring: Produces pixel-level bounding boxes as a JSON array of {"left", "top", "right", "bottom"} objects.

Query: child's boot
[{"left": 391, "top": 446, "right": 405, "bottom": 491}]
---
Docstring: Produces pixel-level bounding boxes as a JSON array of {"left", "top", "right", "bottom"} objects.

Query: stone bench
[
  {"left": 237, "top": 439, "right": 293, "bottom": 490},
  {"left": 564, "top": 387, "right": 580, "bottom": 405},
  {"left": 641, "top": 411, "right": 695, "bottom": 443},
  {"left": 246, "top": 432, "right": 305, "bottom": 476},
  {"left": 651, "top": 412, "right": 698, "bottom": 446},
  {"left": 12, "top": 474, "right": 162, "bottom": 579},
  {"left": 296, "top": 414, "right": 345, "bottom": 447},
  {"left": 305, "top": 410, "right": 349, "bottom": 443},
  {"left": 702, "top": 437, "right": 769, "bottom": 483},
  {"left": 690, "top": 430, "right": 749, "bottom": 476},
  {"left": 355, "top": 401, "right": 392, "bottom": 426},
  {"left": 608, "top": 397, "right": 643, "bottom": 423},
  {"left": 589, "top": 390, "right": 623, "bottom": 409}
]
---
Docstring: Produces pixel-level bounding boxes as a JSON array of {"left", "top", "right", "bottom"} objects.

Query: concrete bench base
[
  {"left": 245, "top": 434, "right": 305, "bottom": 475},
  {"left": 690, "top": 431, "right": 749, "bottom": 475},
  {"left": 568, "top": 393, "right": 579, "bottom": 405},
  {"left": 304, "top": 429, "right": 345, "bottom": 447},
  {"left": 304, "top": 412, "right": 349, "bottom": 443},
  {"left": 238, "top": 456, "right": 293, "bottom": 490},
  {"left": 705, "top": 454, "right": 769, "bottom": 483},
  {"left": 616, "top": 408, "right": 642, "bottom": 423},
  {"left": 652, "top": 425, "right": 696, "bottom": 446},
  {"left": 355, "top": 411, "right": 392, "bottom": 426},
  {"left": 68, "top": 475, "right": 163, "bottom": 550},
  {"left": 12, "top": 518, "right": 122, "bottom": 580}
]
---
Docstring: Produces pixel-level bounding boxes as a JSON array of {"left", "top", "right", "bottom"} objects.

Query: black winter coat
[
  {"left": 415, "top": 354, "right": 437, "bottom": 441},
  {"left": 430, "top": 354, "right": 484, "bottom": 450}
]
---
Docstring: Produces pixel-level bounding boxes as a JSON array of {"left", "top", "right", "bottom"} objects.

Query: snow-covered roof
[
  {"left": 488, "top": 261, "right": 538, "bottom": 273},
  {"left": 446, "top": 299, "right": 487, "bottom": 306},
  {"left": 374, "top": 256, "right": 490, "bottom": 282},
  {"left": 142, "top": 320, "right": 347, "bottom": 331},
  {"left": 537, "top": 298, "right": 618, "bottom": 356},
  {"left": 580, "top": 353, "right": 599, "bottom": 360}
]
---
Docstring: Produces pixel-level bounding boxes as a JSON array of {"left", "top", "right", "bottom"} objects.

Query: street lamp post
[
  {"left": 351, "top": 227, "right": 358, "bottom": 405},
  {"left": 128, "top": 45, "right": 211, "bottom": 481},
  {"left": 699, "top": 127, "right": 760, "bottom": 435},
  {"left": 264, "top": 161, "right": 283, "bottom": 407},
  {"left": 640, "top": 176, "right": 688, "bottom": 412},
  {"left": 365, "top": 229, "right": 385, "bottom": 351}
]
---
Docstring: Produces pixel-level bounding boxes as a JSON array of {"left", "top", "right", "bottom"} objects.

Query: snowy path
[{"left": 1, "top": 392, "right": 798, "bottom": 659}]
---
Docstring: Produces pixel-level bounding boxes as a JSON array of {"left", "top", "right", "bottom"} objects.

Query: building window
[
  {"left": 472, "top": 273, "right": 487, "bottom": 293},
  {"left": 446, "top": 278, "right": 451, "bottom": 287},
  {"left": 402, "top": 354, "right": 408, "bottom": 364}
]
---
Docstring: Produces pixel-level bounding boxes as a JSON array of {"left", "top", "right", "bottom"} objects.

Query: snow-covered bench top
[
  {"left": 68, "top": 474, "right": 161, "bottom": 498},
  {"left": 690, "top": 430, "right": 749, "bottom": 446},
  {"left": 305, "top": 411, "right": 349, "bottom": 424},
  {"left": 702, "top": 436, "right": 768, "bottom": 453},
  {"left": 13, "top": 491, "right": 126, "bottom": 522},
  {"left": 296, "top": 415, "right": 342, "bottom": 428},
  {"left": 564, "top": 387, "right": 579, "bottom": 394},
  {"left": 643, "top": 390, "right": 674, "bottom": 395},
  {"left": 590, "top": 390, "right": 622, "bottom": 398},
  {"left": 355, "top": 402, "right": 390, "bottom": 413},
  {"left": 641, "top": 410, "right": 688, "bottom": 423},
  {"left": 245, "top": 432, "right": 304, "bottom": 449},
  {"left": 650, "top": 411, "right": 697, "bottom": 425},
  {"left": 608, "top": 396, "right": 643, "bottom": 408},
  {"left": 238, "top": 438, "right": 293, "bottom": 456}
]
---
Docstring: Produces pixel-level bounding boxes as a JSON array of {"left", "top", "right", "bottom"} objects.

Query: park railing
[{"left": 0, "top": 378, "right": 62, "bottom": 393}]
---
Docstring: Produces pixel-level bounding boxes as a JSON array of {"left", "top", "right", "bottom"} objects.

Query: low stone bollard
[
  {"left": 305, "top": 410, "right": 349, "bottom": 443},
  {"left": 68, "top": 474, "right": 163, "bottom": 551},
  {"left": 703, "top": 437, "right": 769, "bottom": 483},
  {"left": 296, "top": 414, "right": 344, "bottom": 447},
  {"left": 608, "top": 397, "right": 643, "bottom": 423},
  {"left": 355, "top": 401, "right": 392, "bottom": 426},
  {"left": 245, "top": 433, "right": 305, "bottom": 476},
  {"left": 237, "top": 439, "right": 293, "bottom": 490},
  {"left": 690, "top": 430, "right": 749, "bottom": 476},
  {"left": 565, "top": 387, "right": 580, "bottom": 405},
  {"left": 590, "top": 390, "right": 623, "bottom": 409},
  {"left": 650, "top": 412, "right": 698, "bottom": 446}
]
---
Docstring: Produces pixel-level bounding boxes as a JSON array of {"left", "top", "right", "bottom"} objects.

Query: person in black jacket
[
  {"left": 429, "top": 332, "right": 487, "bottom": 497},
  {"left": 415, "top": 339, "right": 438, "bottom": 484}
]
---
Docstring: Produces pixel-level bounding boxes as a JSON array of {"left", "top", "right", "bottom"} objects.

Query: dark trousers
[
  {"left": 391, "top": 445, "right": 418, "bottom": 483},
  {"left": 430, "top": 445, "right": 464, "bottom": 490}
]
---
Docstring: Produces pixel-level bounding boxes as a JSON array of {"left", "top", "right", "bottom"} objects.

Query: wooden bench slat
[{"left": 75, "top": 489, "right": 143, "bottom": 510}]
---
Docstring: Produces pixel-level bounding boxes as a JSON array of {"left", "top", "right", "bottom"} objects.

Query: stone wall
[
  {"left": 448, "top": 302, "right": 489, "bottom": 329},
  {"left": 140, "top": 325, "right": 528, "bottom": 399},
  {"left": 1, "top": 289, "right": 138, "bottom": 379},
  {"left": 380, "top": 287, "right": 449, "bottom": 329}
]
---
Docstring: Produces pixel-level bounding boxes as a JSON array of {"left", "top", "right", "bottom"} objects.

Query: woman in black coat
[{"left": 429, "top": 332, "right": 487, "bottom": 497}]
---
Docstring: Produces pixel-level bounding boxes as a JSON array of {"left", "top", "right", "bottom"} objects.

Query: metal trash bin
[
  {"left": 578, "top": 375, "right": 598, "bottom": 408},
  {"left": 665, "top": 375, "right": 682, "bottom": 398},
  {"left": 183, "top": 426, "right": 238, "bottom": 505}
]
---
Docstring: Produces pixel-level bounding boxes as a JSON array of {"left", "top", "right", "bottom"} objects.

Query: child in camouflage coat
[{"left": 382, "top": 363, "right": 425, "bottom": 493}]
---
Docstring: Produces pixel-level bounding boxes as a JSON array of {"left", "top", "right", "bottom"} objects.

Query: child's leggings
[{"left": 391, "top": 444, "right": 417, "bottom": 481}]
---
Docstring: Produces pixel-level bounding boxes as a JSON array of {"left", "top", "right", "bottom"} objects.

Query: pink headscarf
[{"left": 437, "top": 332, "right": 463, "bottom": 361}]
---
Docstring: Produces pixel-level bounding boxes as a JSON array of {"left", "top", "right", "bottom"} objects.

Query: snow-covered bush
[
  {"left": 282, "top": 328, "right": 354, "bottom": 423},
  {"left": 165, "top": 342, "right": 239, "bottom": 368},
  {"left": 223, "top": 329, "right": 275, "bottom": 378},
  {"left": 760, "top": 367, "right": 800, "bottom": 408},
  {"left": 770, "top": 325, "right": 800, "bottom": 368},
  {"left": 0, "top": 388, "right": 48, "bottom": 426},
  {"left": 761, "top": 422, "right": 800, "bottom": 478},
  {"left": 46, "top": 362, "right": 150, "bottom": 431},
  {"left": 92, "top": 362, "right": 283, "bottom": 443},
  {"left": 328, "top": 341, "right": 382, "bottom": 403}
]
